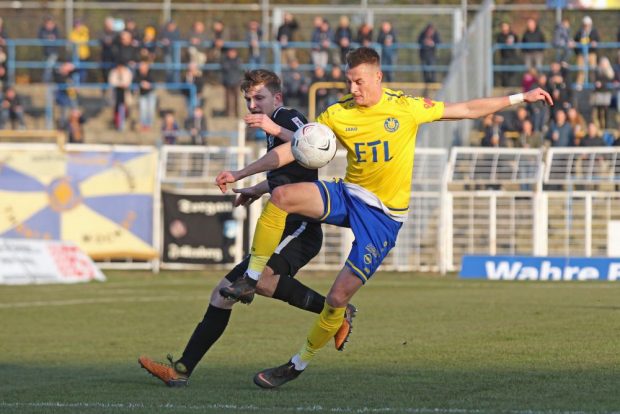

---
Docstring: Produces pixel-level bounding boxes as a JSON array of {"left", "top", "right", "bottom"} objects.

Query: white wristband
[{"left": 509, "top": 93, "right": 524, "bottom": 105}]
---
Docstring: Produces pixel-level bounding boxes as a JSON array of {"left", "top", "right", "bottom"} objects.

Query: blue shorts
[{"left": 315, "top": 179, "right": 402, "bottom": 284}]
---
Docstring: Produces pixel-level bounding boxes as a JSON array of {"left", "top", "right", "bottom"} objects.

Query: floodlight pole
[{"left": 461, "top": 0, "right": 467, "bottom": 34}]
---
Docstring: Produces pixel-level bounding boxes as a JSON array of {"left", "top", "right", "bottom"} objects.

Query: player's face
[
  {"left": 345, "top": 63, "right": 383, "bottom": 107},
  {"left": 244, "top": 84, "right": 282, "bottom": 116}
]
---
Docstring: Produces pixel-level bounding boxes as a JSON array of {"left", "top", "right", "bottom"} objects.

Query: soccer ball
[{"left": 291, "top": 122, "right": 337, "bottom": 169}]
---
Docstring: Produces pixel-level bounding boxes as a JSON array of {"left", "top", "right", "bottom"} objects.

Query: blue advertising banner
[{"left": 460, "top": 255, "right": 620, "bottom": 281}]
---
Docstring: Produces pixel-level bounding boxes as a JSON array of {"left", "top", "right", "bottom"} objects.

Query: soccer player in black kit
[{"left": 139, "top": 69, "right": 355, "bottom": 386}]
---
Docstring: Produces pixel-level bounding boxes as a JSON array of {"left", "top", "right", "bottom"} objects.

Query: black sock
[
  {"left": 272, "top": 276, "right": 325, "bottom": 314},
  {"left": 178, "top": 305, "right": 231, "bottom": 375}
]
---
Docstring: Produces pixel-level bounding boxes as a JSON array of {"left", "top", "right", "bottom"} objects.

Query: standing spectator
[
  {"left": 62, "top": 108, "right": 86, "bottom": 143},
  {"left": 574, "top": 16, "right": 600, "bottom": 87},
  {"left": 377, "top": 21, "right": 397, "bottom": 82},
  {"left": 134, "top": 60, "right": 156, "bottom": 131},
  {"left": 327, "top": 64, "right": 346, "bottom": 104},
  {"left": 246, "top": 20, "right": 263, "bottom": 69},
  {"left": 0, "top": 18, "right": 10, "bottom": 88},
  {"left": 277, "top": 12, "right": 299, "bottom": 64},
  {"left": 139, "top": 26, "right": 158, "bottom": 62},
  {"left": 547, "top": 62, "right": 571, "bottom": 114},
  {"left": 521, "top": 18, "right": 545, "bottom": 70},
  {"left": 282, "top": 58, "right": 309, "bottom": 112},
  {"left": 311, "top": 65, "right": 329, "bottom": 114},
  {"left": 159, "top": 20, "right": 180, "bottom": 83},
  {"left": 496, "top": 22, "right": 519, "bottom": 87},
  {"left": 1, "top": 86, "right": 25, "bottom": 129},
  {"left": 38, "top": 16, "right": 61, "bottom": 83},
  {"left": 161, "top": 111, "right": 179, "bottom": 145},
  {"left": 100, "top": 17, "right": 117, "bottom": 82},
  {"left": 546, "top": 109, "right": 574, "bottom": 147},
  {"left": 552, "top": 18, "right": 572, "bottom": 64},
  {"left": 334, "top": 15, "right": 352, "bottom": 66},
  {"left": 590, "top": 56, "right": 614, "bottom": 129},
  {"left": 124, "top": 18, "right": 141, "bottom": 45},
  {"left": 311, "top": 17, "right": 332, "bottom": 70},
  {"left": 183, "top": 62, "right": 205, "bottom": 110},
  {"left": 184, "top": 106, "right": 208, "bottom": 145},
  {"left": 53, "top": 62, "right": 78, "bottom": 126},
  {"left": 220, "top": 48, "right": 242, "bottom": 118},
  {"left": 108, "top": 61, "right": 133, "bottom": 131},
  {"left": 210, "top": 21, "right": 226, "bottom": 63},
  {"left": 69, "top": 19, "right": 90, "bottom": 83},
  {"left": 356, "top": 22, "right": 373, "bottom": 48},
  {"left": 187, "top": 21, "right": 208, "bottom": 67},
  {"left": 418, "top": 23, "right": 441, "bottom": 85},
  {"left": 114, "top": 30, "right": 138, "bottom": 68}
]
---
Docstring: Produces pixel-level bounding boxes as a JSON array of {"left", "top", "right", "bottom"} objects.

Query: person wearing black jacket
[
  {"left": 496, "top": 22, "right": 519, "bottom": 87},
  {"left": 521, "top": 18, "right": 545, "bottom": 70}
]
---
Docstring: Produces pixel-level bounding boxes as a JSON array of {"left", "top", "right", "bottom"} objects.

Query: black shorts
[{"left": 225, "top": 218, "right": 323, "bottom": 283}]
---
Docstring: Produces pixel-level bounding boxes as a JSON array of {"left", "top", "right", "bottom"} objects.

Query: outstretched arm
[
  {"left": 441, "top": 87, "right": 553, "bottom": 120},
  {"left": 215, "top": 142, "right": 295, "bottom": 192}
]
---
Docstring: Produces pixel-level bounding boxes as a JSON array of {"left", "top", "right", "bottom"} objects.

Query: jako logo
[{"left": 485, "top": 260, "right": 620, "bottom": 281}]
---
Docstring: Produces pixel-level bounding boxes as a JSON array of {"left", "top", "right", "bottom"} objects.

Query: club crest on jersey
[{"left": 384, "top": 117, "right": 399, "bottom": 132}]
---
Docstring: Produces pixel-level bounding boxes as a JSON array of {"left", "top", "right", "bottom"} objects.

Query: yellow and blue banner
[{"left": 0, "top": 146, "right": 158, "bottom": 260}]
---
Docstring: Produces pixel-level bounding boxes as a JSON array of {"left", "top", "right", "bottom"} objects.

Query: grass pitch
[{"left": 0, "top": 270, "right": 619, "bottom": 414}]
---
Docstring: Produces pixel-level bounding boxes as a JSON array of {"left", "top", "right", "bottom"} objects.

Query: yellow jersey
[{"left": 317, "top": 88, "right": 444, "bottom": 219}]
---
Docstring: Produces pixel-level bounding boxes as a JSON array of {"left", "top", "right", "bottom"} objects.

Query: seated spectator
[
  {"left": 546, "top": 109, "right": 574, "bottom": 147},
  {"left": 580, "top": 122, "right": 605, "bottom": 147},
  {"left": 184, "top": 106, "right": 208, "bottom": 145},
  {"left": 590, "top": 56, "right": 615, "bottom": 129},
  {"left": 505, "top": 106, "right": 529, "bottom": 132},
  {"left": 108, "top": 61, "right": 133, "bottom": 131},
  {"left": 161, "top": 111, "right": 179, "bottom": 145},
  {"left": 548, "top": 62, "right": 571, "bottom": 112},
  {"left": 481, "top": 114, "right": 506, "bottom": 147},
  {"left": 521, "top": 18, "right": 545, "bottom": 70},
  {"left": 521, "top": 67, "right": 538, "bottom": 93},
  {"left": 516, "top": 119, "right": 543, "bottom": 149},
  {"left": 62, "top": 108, "right": 86, "bottom": 143},
  {"left": 327, "top": 65, "right": 346, "bottom": 104},
  {"left": 567, "top": 106, "right": 587, "bottom": 145},
  {"left": 1, "top": 86, "right": 25, "bottom": 130}
]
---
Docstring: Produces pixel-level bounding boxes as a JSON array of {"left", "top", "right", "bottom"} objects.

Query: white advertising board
[{"left": 0, "top": 238, "right": 106, "bottom": 285}]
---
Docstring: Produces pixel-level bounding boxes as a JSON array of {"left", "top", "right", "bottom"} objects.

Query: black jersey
[{"left": 266, "top": 107, "right": 318, "bottom": 191}]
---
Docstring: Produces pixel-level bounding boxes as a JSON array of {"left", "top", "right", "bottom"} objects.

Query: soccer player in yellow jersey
[{"left": 216, "top": 47, "right": 553, "bottom": 388}]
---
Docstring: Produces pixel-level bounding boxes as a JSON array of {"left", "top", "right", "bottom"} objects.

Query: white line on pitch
[
  {"left": 0, "top": 295, "right": 204, "bottom": 309},
  {"left": 0, "top": 402, "right": 617, "bottom": 414}
]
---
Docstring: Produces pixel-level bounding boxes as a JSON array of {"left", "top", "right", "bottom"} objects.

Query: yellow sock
[
  {"left": 247, "top": 201, "right": 287, "bottom": 279},
  {"left": 299, "top": 303, "right": 346, "bottom": 364}
]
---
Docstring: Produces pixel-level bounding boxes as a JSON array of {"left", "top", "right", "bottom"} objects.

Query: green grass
[{"left": 1, "top": 271, "right": 619, "bottom": 414}]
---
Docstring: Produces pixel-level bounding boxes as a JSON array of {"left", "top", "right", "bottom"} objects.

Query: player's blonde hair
[
  {"left": 240, "top": 69, "right": 282, "bottom": 95},
  {"left": 345, "top": 47, "right": 380, "bottom": 69}
]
